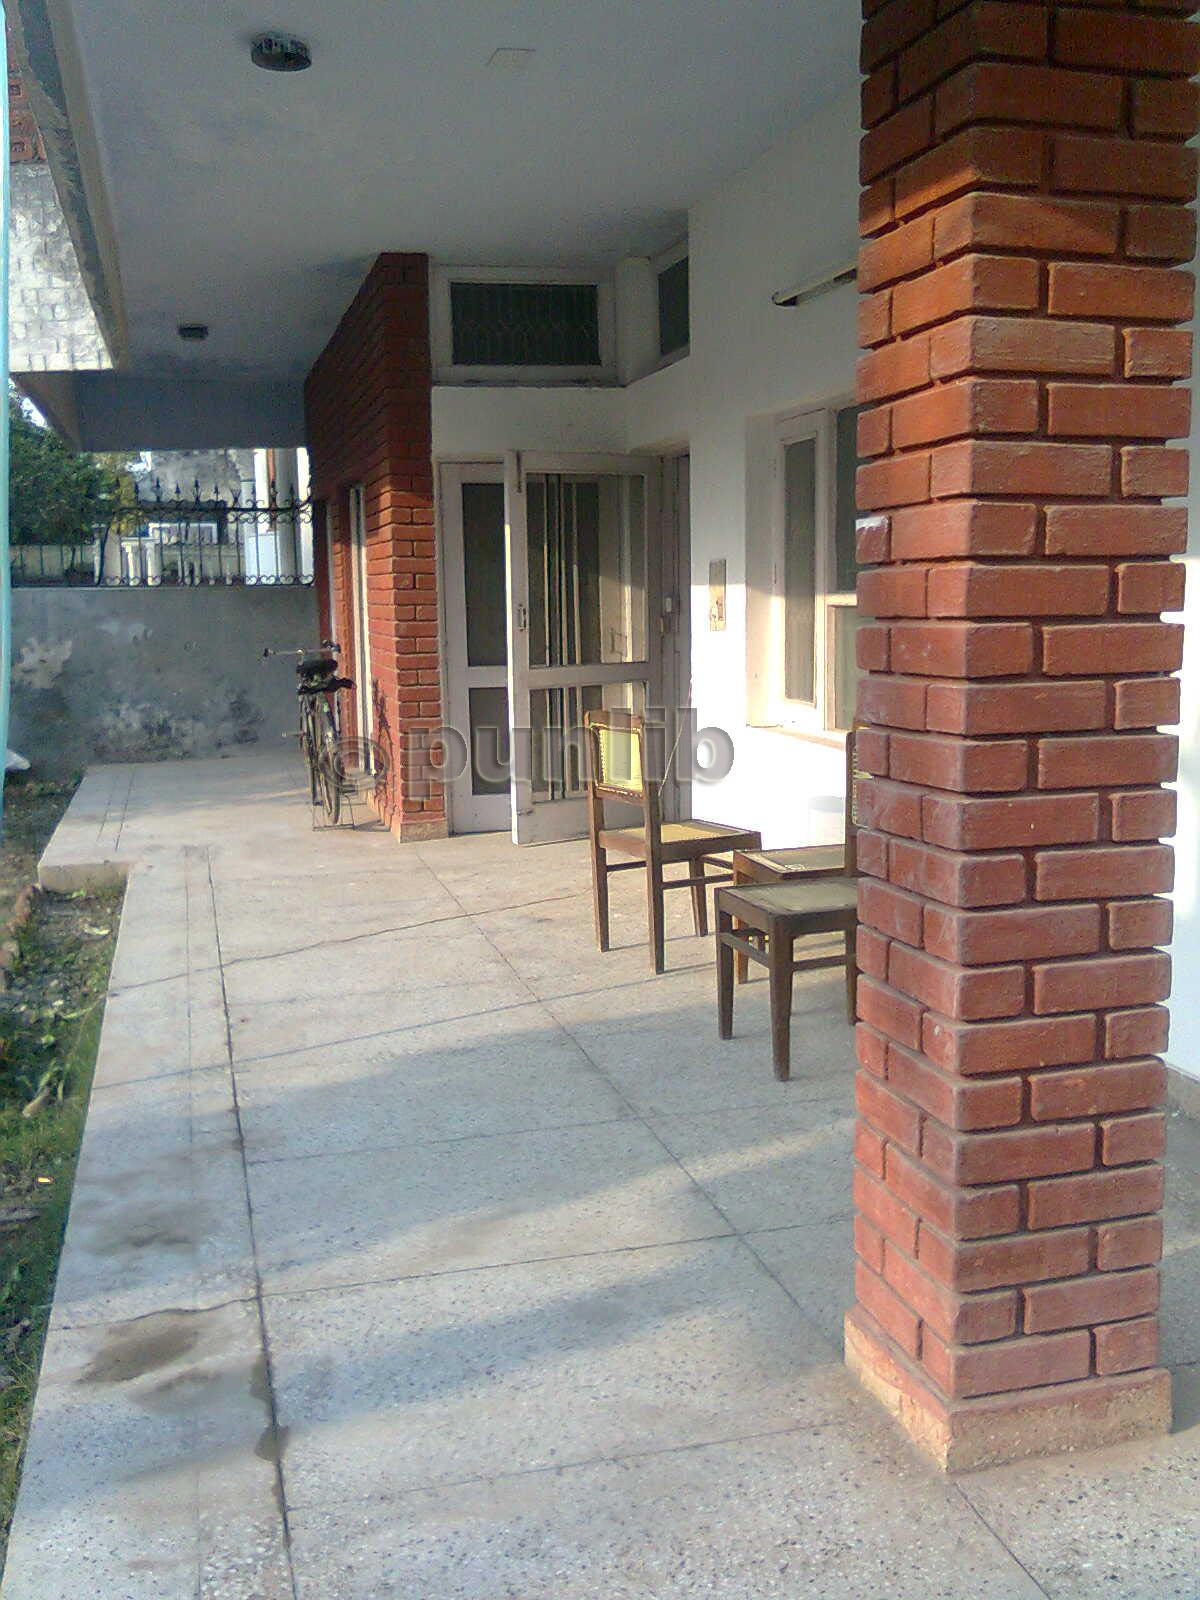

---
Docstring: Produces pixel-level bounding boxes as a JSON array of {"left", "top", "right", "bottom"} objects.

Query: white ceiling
[{"left": 65, "top": 0, "right": 858, "bottom": 379}]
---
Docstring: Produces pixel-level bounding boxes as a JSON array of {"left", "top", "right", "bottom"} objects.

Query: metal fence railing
[{"left": 11, "top": 482, "right": 315, "bottom": 587}]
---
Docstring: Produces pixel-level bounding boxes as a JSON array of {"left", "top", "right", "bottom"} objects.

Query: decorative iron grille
[
  {"left": 450, "top": 281, "right": 602, "bottom": 367},
  {"left": 10, "top": 478, "right": 315, "bottom": 587}
]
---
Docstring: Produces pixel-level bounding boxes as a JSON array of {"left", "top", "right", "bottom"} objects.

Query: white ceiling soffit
[{"left": 50, "top": 0, "right": 858, "bottom": 381}]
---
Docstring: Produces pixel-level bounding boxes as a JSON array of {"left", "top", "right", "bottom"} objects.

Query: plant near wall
[{"left": 7, "top": 392, "right": 134, "bottom": 545}]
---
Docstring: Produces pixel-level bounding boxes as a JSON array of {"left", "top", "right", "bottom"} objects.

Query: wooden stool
[
  {"left": 715, "top": 878, "right": 858, "bottom": 1081},
  {"left": 730, "top": 844, "right": 847, "bottom": 984}
]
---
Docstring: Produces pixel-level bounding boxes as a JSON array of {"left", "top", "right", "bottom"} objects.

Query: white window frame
[
  {"left": 432, "top": 265, "right": 616, "bottom": 385},
  {"left": 762, "top": 396, "right": 859, "bottom": 737},
  {"left": 652, "top": 237, "right": 689, "bottom": 370}
]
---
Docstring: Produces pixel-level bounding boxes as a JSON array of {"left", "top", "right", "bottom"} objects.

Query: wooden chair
[
  {"left": 583, "top": 709, "right": 762, "bottom": 974},
  {"left": 714, "top": 731, "right": 862, "bottom": 1079}
]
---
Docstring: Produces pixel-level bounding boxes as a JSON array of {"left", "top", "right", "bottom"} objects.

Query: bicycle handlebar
[{"left": 262, "top": 640, "right": 340, "bottom": 659}]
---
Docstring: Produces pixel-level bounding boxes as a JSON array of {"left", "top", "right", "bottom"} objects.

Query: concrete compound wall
[{"left": 10, "top": 586, "right": 318, "bottom": 777}]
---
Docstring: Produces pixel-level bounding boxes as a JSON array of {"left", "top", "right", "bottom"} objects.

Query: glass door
[
  {"left": 505, "top": 452, "right": 660, "bottom": 844},
  {"left": 440, "top": 464, "right": 513, "bottom": 832}
]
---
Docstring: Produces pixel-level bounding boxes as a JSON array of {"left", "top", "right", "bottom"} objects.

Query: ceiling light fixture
[{"left": 251, "top": 34, "right": 313, "bottom": 72}]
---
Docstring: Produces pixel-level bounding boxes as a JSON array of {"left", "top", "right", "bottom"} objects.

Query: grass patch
[{"left": 0, "top": 851, "right": 121, "bottom": 1560}]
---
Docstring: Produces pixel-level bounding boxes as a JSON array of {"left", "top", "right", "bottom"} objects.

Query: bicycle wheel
[
  {"left": 299, "top": 700, "right": 321, "bottom": 805},
  {"left": 315, "top": 699, "right": 342, "bottom": 825}
]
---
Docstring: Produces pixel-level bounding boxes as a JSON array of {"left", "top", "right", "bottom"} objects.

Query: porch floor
[{"left": 5, "top": 752, "right": 1200, "bottom": 1597}]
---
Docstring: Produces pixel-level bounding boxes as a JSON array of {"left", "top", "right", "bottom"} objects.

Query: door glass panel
[
  {"left": 462, "top": 482, "right": 507, "bottom": 667},
  {"left": 530, "top": 681, "right": 646, "bottom": 801},
  {"left": 526, "top": 473, "right": 647, "bottom": 668},
  {"left": 783, "top": 437, "right": 816, "bottom": 704},
  {"left": 468, "top": 685, "right": 510, "bottom": 796}
]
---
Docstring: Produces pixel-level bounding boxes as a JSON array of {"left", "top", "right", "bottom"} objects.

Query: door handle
[{"left": 516, "top": 603, "right": 528, "bottom": 631}]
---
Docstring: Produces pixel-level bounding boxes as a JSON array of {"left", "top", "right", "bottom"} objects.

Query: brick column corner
[
  {"left": 305, "top": 253, "right": 446, "bottom": 842},
  {"left": 849, "top": 0, "right": 1196, "bottom": 1469}
]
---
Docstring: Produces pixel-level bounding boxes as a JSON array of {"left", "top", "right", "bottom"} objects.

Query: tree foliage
[{"left": 8, "top": 395, "right": 135, "bottom": 545}]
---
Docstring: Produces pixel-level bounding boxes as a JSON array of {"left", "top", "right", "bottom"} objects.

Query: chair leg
[
  {"left": 590, "top": 844, "right": 611, "bottom": 953},
  {"left": 732, "top": 863, "right": 749, "bottom": 984},
  {"left": 690, "top": 864, "right": 709, "bottom": 937},
  {"left": 717, "top": 907, "right": 734, "bottom": 1040},
  {"left": 769, "top": 931, "right": 794, "bottom": 1082},
  {"left": 646, "top": 860, "right": 666, "bottom": 974},
  {"left": 844, "top": 921, "right": 858, "bottom": 1026}
]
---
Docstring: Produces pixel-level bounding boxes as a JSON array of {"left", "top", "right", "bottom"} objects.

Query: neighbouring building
[{"left": 7, "top": 0, "right": 1198, "bottom": 1469}]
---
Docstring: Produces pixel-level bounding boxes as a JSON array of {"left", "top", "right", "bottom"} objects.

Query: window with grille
[{"left": 449, "top": 281, "right": 601, "bottom": 367}]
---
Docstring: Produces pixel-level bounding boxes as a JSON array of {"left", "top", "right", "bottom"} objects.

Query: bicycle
[{"left": 263, "top": 640, "right": 354, "bottom": 825}]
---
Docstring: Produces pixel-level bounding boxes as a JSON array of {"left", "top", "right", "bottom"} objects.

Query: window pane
[
  {"left": 832, "top": 606, "right": 863, "bottom": 733},
  {"left": 450, "top": 281, "right": 601, "bottom": 366},
  {"left": 658, "top": 257, "right": 689, "bottom": 357},
  {"left": 462, "top": 482, "right": 507, "bottom": 667},
  {"left": 783, "top": 437, "right": 816, "bottom": 704},
  {"left": 833, "top": 405, "right": 863, "bottom": 596}
]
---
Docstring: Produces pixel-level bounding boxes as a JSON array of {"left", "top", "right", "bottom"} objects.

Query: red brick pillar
[
  {"left": 848, "top": 0, "right": 1196, "bottom": 1469},
  {"left": 305, "top": 253, "right": 445, "bottom": 839}
]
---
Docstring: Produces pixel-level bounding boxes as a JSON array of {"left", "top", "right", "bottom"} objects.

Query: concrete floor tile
[
  {"left": 288, "top": 1421, "right": 1045, "bottom": 1600},
  {"left": 94, "top": 976, "right": 230, "bottom": 1084},
  {"left": 744, "top": 1220, "right": 856, "bottom": 1350},
  {"left": 224, "top": 918, "right": 533, "bottom": 1059},
  {"left": 266, "top": 1237, "right": 842, "bottom": 1506},
  {"left": 249, "top": 1119, "right": 729, "bottom": 1293},
  {"left": 960, "top": 1379, "right": 1200, "bottom": 1599},
  {"left": 2, "top": 1302, "right": 290, "bottom": 1599},
  {"left": 213, "top": 861, "right": 462, "bottom": 965},
  {"left": 648, "top": 1098, "right": 856, "bottom": 1235},
  {"left": 548, "top": 969, "right": 854, "bottom": 1117},
  {"left": 50, "top": 1071, "right": 256, "bottom": 1330},
  {"left": 474, "top": 880, "right": 715, "bottom": 997},
  {"left": 235, "top": 1004, "right": 632, "bottom": 1161}
]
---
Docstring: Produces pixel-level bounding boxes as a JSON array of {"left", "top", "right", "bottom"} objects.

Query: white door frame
[
  {"left": 505, "top": 450, "right": 662, "bottom": 845},
  {"left": 439, "top": 462, "right": 511, "bottom": 833},
  {"left": 658, "top": 452, "right": 691, "bottom": 823}
]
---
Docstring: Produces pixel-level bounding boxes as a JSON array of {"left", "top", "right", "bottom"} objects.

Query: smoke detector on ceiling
[
  {"left": 251, "top": 34, "right": 312, "bottom": 72},
  {"left": 486, "top": 48, "right": 535, "bottom": 70}
]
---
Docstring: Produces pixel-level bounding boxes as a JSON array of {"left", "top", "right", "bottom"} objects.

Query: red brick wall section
[
  {"left": 851, "top": 0, "right": 1196, "bottom": 1422},
  {"left": 304, "top": 253, "right": 445, "bottom": 838}
]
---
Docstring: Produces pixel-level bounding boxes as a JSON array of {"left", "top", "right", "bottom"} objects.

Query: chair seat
[
  {"left": 734, "top": 843, "right": 846, "bottom": 881},
  {"left": 717, "top": 876, "right": 857, "bottom": 932},
  {"left": 599, "top": 819, "right": 762, "bottom": 863}
]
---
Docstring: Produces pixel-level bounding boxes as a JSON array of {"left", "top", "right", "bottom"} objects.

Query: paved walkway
[{"left": 4, "top": 752, "right": 1200, "bottom": 1597}]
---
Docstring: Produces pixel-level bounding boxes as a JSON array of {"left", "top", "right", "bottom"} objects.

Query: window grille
[{"left": 449, "top": 281, "right": 601, "bottom": 367}]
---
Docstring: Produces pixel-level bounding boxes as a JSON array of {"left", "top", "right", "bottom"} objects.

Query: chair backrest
[
  {"left": 584, "top": 709, "right": 648, "bottom": 801},
  {"left": 845, "top": 725, "right": 862, "bottom": 876}
]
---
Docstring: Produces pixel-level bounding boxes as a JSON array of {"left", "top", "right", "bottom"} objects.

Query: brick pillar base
[{"left": 849, "top": 0, "right": 1196, "bottom": 1469}]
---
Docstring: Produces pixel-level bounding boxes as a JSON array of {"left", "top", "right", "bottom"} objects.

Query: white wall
[
  {"left": 634, "top": 88, "right": 860, "bottom": 845},
  {"left": 432, "top": 386, "right": 628, "bottom": 458}
]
